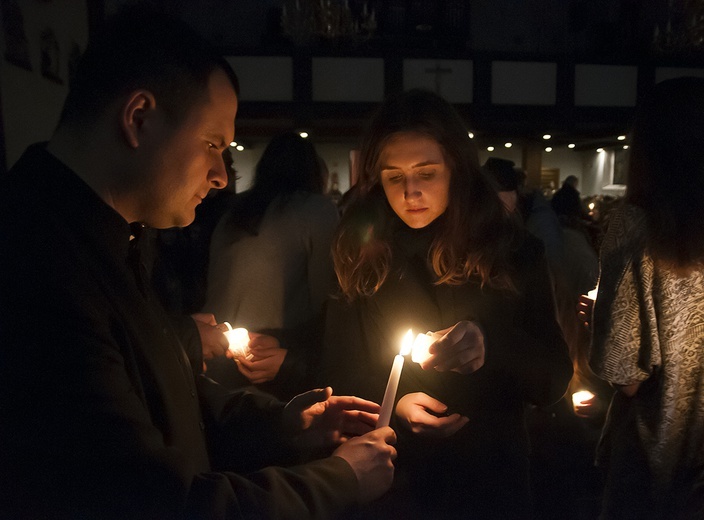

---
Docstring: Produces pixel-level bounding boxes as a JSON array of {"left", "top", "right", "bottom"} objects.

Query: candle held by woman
[{"left": 377, "top": 329, "right": 414, "bottom": 428}]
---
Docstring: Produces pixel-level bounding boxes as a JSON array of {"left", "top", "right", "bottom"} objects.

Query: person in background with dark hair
[
  {"left": 203, "top": 132, "right": 339, "bottom": 399},
  {"left": 482, "top": 156, "right": 521, "bottom": 213},
  {"left": 150, "top": 146, "right": 239, "bottom": 317},
  {"left": 551, "top": 175, "right": 584, "bottom": 220},
  {"left": 483, "top": 157, "right": 565, "bottom": 278},
  {"left": 484, "top": 155, "right": 607, "bottom": 518},
  {"left": 0, "top": 7, "right": 396, "bottom": 519},
  {"left": 320, "top": 89, "right": 572, "bottom": 519},
  {"left": 589, "top": 76, "right": 704, "bottom": 519}
]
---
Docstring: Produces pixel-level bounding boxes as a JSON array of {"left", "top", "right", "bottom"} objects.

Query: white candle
[
  {"left": 222, "top": 322, "right": 251, "bottom": 359},
  {"left": 411, "top": 331, "right": 442, "bottom": 364},
  {"left": 377, "top": 330, "right": 414, "bottom": 428}
]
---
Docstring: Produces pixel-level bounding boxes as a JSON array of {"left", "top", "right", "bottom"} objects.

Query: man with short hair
[{"left": 0, "top": 6, "right": 395, "bottom": 519}]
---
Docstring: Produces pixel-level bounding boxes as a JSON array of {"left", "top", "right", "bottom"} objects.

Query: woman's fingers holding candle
[
  {"left": 395, "top": 392, "right": 469, "bottom": 438},
  {"left": 235, "top": 349, "right": 286, "bottom": 383},
  {"left": 422, "top": 320, "right": 485, "bottom": 374}
]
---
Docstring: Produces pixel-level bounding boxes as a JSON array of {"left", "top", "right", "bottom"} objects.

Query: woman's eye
[
  {"left": 385, "top": 174, "right": 404, "bottom": 184},
  {"left": 418, "top": 171, "right": 435, "bottom": 178}
]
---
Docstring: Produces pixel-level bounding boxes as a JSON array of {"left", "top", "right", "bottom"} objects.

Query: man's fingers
[{"left": 326, "top": 395, "right": 380, "bottom": 414}]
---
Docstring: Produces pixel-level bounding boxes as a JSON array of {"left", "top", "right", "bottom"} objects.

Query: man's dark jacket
[{"left": 0, "top": 145, "right": 357, "bottom": 519}]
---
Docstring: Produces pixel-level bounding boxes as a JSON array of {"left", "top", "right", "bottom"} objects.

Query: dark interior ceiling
[{"left": 99, "top": 0, "right": 704, "bottom": 147}]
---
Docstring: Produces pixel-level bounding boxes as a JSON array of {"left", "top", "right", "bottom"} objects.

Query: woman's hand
[
  {"left": 395, "top": 392, "right": 468, "bottom": 438},
  {"left": 235, "top": 332, "right": 287, "bottom": 384},
  {"left": 422, "top": 320, "right": 485, "bottom": 374}
]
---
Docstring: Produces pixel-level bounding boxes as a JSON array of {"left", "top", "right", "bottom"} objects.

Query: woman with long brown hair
[
  {"left": 320, "top": 89, "right": 572, "bottom": 519},
  {"left": 590, "top": 76, "right": 704, "bottom": 519}
]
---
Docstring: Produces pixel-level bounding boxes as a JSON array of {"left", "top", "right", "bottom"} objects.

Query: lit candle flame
[
  {"left": 411, "top": 331, "right": 440, "bottom": 364},
  {"left": 400, "top": 329, "right": 413, "bottom": 356},
  {"left": 222, "top": 322, "right": 250, "bottom": 359},
  {"left": 572, "top": 390, "right": 595, "bottom": 407}
]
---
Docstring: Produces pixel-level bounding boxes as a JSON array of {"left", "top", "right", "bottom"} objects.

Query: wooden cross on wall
[{"left": 425, "top": 61, "right": 453, "bottom": 94}]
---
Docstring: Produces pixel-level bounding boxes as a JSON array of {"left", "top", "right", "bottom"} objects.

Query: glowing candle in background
[
  {"left": 222, "top": 322, "right": 251, "bottom": 359},
  {"left": 411, "top": 331, "right": 442, "bottom": 364},
  {"left": 377, "top": 329, "right": 414, "bottom": 428},
  {"left": 572, "top": 390, "right": 595, "bottom": 415}
]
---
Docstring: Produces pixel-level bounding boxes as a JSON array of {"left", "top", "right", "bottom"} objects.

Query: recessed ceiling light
[
  {"left": 617, "top": 135, "right": 626, "bottom": 140},
  {"left": 468, "top": 132, "right": 474, "bottom": 139},
  {"left": 504, "top": 142, "right": 512, "bottom": 148},
  {"left": 623, "top": 145, "right": 629, "bottom": 149},
  {"left": 568, "top": 143, "right": 576, "bottom": 149},
  {"left": 542, "top": 134, "right": 551, "bottom": 140},
  {"left": 597, "top": 148, "right": 604, "bottom": 153},
  {"left": 235, "top": 145, "right": 245, "bottom": 151},
  {"left": 299, "top": 131, "right": 309, "bottom": 139},
  {"left": 545, "top": 147, "right": 553, "bottom": 152},
  {"left": 487, "top": 146, "right": 495, "bottom": 152},
  {"left": 229, "top": 141, "right": 237, "bottom": 147}
]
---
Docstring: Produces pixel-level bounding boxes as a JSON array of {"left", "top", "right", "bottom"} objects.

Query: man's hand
[
  {"left": 283, "top": 387, "right": 380, "bottom": 453},
  {"left": 235, "top": 332, "right": 286, "bottom": 384},
  {"left": 421, "top": 320, "right": 485, "bottom": 374},
  {"left": 332, "top": 427, "right": 397, "bottom": 504},
  {"left": 395, "top": 392, "right": 468, "bottom": 438},
  {"left": 191, "top": 314, "right": 231, "bottom": 371}
]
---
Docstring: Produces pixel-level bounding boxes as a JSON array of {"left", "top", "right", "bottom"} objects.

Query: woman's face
[{"left": 379, "top": 131, "right": 451, "bottom": 229}]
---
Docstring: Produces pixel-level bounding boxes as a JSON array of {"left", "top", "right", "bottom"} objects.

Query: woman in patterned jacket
[{"left": 590, "top": 76, "right": 704, "bottom": 519}]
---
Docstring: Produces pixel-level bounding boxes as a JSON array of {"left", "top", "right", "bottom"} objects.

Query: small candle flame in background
[
  {"left": 222, "top": 322, "right": 251, "bottom": 359},
  {"left": 572, "top": 390, "right": 595, "bottom": 407}
]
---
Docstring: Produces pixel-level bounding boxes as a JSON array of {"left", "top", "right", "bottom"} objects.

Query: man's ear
[{"left": 120, "top": 90, "right": 157, "bottom": 149}]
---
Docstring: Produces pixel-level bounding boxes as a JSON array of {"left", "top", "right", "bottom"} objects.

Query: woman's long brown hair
[
  {"left": 334, "top": 89, "right": 520, "bottom": 300},
  {"left": 626, "top": 77, "right": 704, "bottom": 272}
]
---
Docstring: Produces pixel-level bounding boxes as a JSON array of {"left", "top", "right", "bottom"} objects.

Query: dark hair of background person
[
  {"left": 625, "top": 76, "right": 704, "bottom": 271},
  {"left": 223, "top": 131, "right": 324, "bottom": 235},
  {"left": 56, "top": 4, "right": 239, "bottom": 130},
  {"left": 482, "top": 157, "right": 519, "bottom": 192},
  {"left": 333, "top": 89, "right": 519, "bottom": 300}
]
